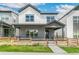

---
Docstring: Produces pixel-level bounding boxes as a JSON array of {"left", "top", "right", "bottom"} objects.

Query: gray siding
[{"left": 19, "top": 25, "right": 45, "bottom": 39}]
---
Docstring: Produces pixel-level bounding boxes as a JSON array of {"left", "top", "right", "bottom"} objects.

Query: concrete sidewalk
[
  {"left": 48, "top": 44, "right": 67, "bottom": 54},
  {"left": 0, "top": 52, "right": 54, "bottom": 55}
]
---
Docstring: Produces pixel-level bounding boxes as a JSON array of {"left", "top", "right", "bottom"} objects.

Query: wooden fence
[
  {"left": 0, "top": 37, "right": 48, "bottom": 46},
  {"left": 54, "top": 38, "right": 79, "bottom": 46},
  {"left": 0, "top": 37, "right": 79, "bottom": 46},
  {"left": 0, "top": 37, "right": 16, "bottom": 40}
]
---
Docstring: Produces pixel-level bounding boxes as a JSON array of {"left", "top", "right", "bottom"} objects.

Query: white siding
[
  {"left": 0, "top": 12, "right": 11, "bottom": 24},
  {"left": 19, "top": 7, "right": 57, "bottom": 24},
  {"left": 0, "top": 12, "right": 18, "bottom": 25},
  {"left": 56, "top": 10, "right": 79, "bottom": 38},
  {"left": 19, "top": 7, "right": 46, "bottom": 24},
  {"left": 11, "top": 12, "right": 18, "bottom": 24},
  {"left": 66, "top": 10, "right": 79, "bottom": 38}
]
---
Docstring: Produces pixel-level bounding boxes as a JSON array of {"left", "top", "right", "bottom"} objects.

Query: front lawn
[
  {"left": 0, "top": 45, "right": 52, "bottom": 52},
  {"left": 60, "top": 47, "right": 79, "bottom": 53}
]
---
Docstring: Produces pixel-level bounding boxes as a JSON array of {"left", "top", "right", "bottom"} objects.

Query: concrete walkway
[
  {"left": 0, "top": 52, "right": 53, "bottom": 55},
  {"left": 48, "top": 44, "right": 67, "bottom": 54}
]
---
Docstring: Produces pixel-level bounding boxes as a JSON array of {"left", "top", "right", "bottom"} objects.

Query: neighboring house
[
  {"left": 55, "top": 5, "right": 79, "bottom": 39},
  {"left": 0, "top": 4, "right": 78, "bottom": 41}
]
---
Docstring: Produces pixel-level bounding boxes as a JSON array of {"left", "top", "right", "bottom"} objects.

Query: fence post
[
  {"left": 46, "top": 39, "right": 48, "bottom": 46},
  {"left": 77, "top": 38, "right": 78, "bottom": 46},
  {"left": 67, "top": 38, "right": 68, "bottom": 46},
  {"left": 30, "top": 38, "right": 32, "bottom": 43},
  {"left": 56, "top": 39, "right": 57, "bottom": 45}
]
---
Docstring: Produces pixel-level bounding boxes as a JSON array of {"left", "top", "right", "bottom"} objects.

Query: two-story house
[
  {"left": 0, "top": 10, "right": 18, "bottom": 37},
  {"left": 1, "top": 4, "right": 79, "bottom": 41},
  {"left": 14, "top": 4, "right": 64, "bottom": 40}
]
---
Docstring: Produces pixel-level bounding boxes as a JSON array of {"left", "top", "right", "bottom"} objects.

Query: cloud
[
  {"left": 0, "top": 3, "right": 76, "bottom": 14},
  {"left": 0, "top": 3, "right": 46, "bottom": 13},
  {"left": 0, "top": 3, "right": 46, "bottom": 8},
  {"left": 56, "top": 4, "right": 75, "bottom": 13},
  {"left": 0, "top": 3, "right": 26, "bottom": 8},
  {"left": 0, "top": 7, "right": 10, "bottom": 11}
]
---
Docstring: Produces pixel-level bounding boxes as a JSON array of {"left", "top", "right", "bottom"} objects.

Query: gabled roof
[
  {"left": 47, "top": 20, "right": 65, "bottom": 27},
  {"left": 58, "top": 5, "right": 78, "bottom": 21},
  {"left": 47, "top": 6, "right": 77, "bottom": 28},
  {"left": 19, "top": 4, "right": 58, "bottom": 15},
  {"left": 19, "top": 4, "right": 41, "bottom": 13},
  {"left": 46, "top": 5, "right": 78, "bottom": 29},
  {"left": 0, "top": 10, "right": 18, "bottom": 15},
  {"left": 0, "top": 10, "right": 11, "bottom": 12},
  {"left": 45, "top": 20, "right": 65, "bottom": 30}
]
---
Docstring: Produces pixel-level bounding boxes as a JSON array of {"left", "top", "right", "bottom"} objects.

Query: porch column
[
  {"left": 44, "top": 28, "right": 46, "bottom": 40},
  {"left": 53, "top": 30, "right": 55, "bottom": 40},
  {"left": 0, "top": 25, "right": 3, "bottom": 37},
  {"left": 62, "top": 27, "right": 64, "bottom": 39},
  {"left": 15, "top": 28, "right": 20, "bottom": 38}
]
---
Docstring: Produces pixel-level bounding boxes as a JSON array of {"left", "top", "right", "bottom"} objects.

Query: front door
[
  {"left": 45, "top": 30, "right": 49, "bottom": 39},
  {"left": 4, "top": 28, "right": 10, "bottom": 37},
  {"left": 45, "top": 29, "right": 54, "bottom": 40}
]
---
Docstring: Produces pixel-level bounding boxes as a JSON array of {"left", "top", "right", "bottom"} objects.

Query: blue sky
[
  {"left": 0, "top": 3, "right": 78, "bottom": 13},
  {"left": 37, "top": 3, "right": 79, "bottom": 13}
]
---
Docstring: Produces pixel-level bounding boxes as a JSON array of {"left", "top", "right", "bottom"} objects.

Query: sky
[{"left": 0, "top": 3, "right": 78, "bottom": 13}]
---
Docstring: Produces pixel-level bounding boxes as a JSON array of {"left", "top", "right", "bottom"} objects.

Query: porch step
[{"left": 48, "top": 41, "right": 56, "bottom": 45}]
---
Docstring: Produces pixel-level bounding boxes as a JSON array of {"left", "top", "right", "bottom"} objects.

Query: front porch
[
  {"left": 0, "top": 21, "right": 15, "bottom": 37},
  {"left": 14, "top": 20, "right": 65, "bottom": 41}
]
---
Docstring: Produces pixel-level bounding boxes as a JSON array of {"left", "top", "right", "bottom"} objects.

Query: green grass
[
  {"left": 0, "top": 45, "right": 52, "bottom": 52},
  {"left": 60, "top": 47, "right": 79, "bottom": 53}
]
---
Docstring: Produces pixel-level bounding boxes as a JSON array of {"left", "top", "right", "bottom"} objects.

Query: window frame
[
  {"left": 25, "top": 14, "right": 34, "bottom": 22},
  {"left": 1, "top": 17, "right": 9, "bottom": 21},
  {"left": 47, "top": 16, "right": 51, "bottom": 22},
  {"left": 26, "top": 29, "right": 38, "bottom": 38},
  {"left": 46, "top": 16, "right": 55, "bottom": 22},
  {"left": 73, "top": 16, "right": 79, "bottom": 38}
]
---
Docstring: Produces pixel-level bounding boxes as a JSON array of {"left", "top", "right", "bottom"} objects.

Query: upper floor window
[
  {"left": 73, "top": 16, "right": 79, "bottom": 38},
  {"left": 73, "top": 16, "right": 79, "bottom": 23},
  {"left": 1, "top": 17, "right": 9, "bottom": 21},
  {"left": 47, "top": 16, "right": 55, "bottom": 22},
  {"left": 26, "top": 14, "right": 34, "bottom": 22}
]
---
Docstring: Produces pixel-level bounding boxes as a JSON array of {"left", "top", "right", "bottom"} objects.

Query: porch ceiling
[
  {"left": 14, "top": 20, "right": 65, "bottom": 30},
  {"left": 45, "top": 26, "right": 62, "bottom": 28},
  {"left": 14, "top": 23, "right": 64, "bottom": 25},
  {"left": 0, "top": 21, "right": 12, "bottom": 28},
  {"left": 45, "top": 26, "right": 62, "bottom": 30},
  {"left": 14, "top": 24, "right": 45, "bottom": 28}
]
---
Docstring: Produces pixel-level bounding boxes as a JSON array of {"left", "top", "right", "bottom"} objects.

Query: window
[
  {"left": 14, "top": 20, "right": 16, "bottom": 23},
  {"left": 47, "top": 16, "right": 55, "bottom": 22},
  {"left": 26, "top": 29, "right": 38, "bottom": 38},
  {"left": 73, "top": 16, "right": 79, "bottom": 38},
  {"left": 47, "top": 16, "right": 50, "bottom": 22},
  {"left": 73, "top": 16, "right": 77, "bottom": 23},
  {"left": 1, "top": 17, "right": 9, "bottom": 21},
  {"left": 26, "top": 14, "right": 34, "bottom": 22}
]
